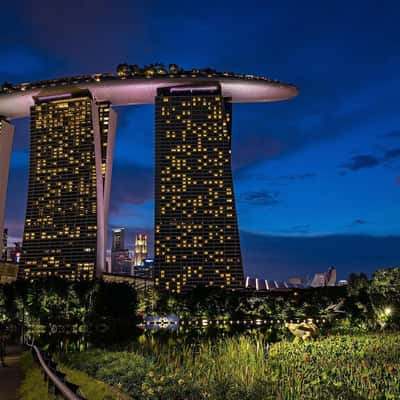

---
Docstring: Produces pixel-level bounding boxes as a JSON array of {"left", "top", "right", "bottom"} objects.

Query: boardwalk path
[{"left": 0, "top": 345, "right": 23, "bottom": 400}]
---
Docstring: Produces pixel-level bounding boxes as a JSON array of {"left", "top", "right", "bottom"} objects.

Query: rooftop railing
[{"left": 1, "top": 64, "right": 293, "bottom": 95}]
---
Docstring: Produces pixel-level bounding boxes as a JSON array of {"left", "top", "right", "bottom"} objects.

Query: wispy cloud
[
  {"left": 277, "top": 224, "right": 311, "bottom": 234},
  {"left": 257, "top": 172, "right": 317, "bottom": 184},
  {"left": 239, "top": 191, "right": 280, "bottom": 206},
  {"left": 340, "top": 147, "right": 400, "bottom": 172},
  {"left": 341, "top": 155, "right": 380, "bottom": 171},
  {"left": 346, "top": 219, "right": 369, "bottom": 228},
  {"left": 110, "top": 162, "right": 153, "bottom": 215}
]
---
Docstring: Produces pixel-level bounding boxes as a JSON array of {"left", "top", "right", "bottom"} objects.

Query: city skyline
[{"left": 1, "top": 0, "right": 399, "bottom": 281}]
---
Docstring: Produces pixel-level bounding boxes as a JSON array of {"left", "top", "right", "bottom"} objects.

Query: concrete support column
[
  {"left": 103, "top": 109, "right": 117, "bottom": 273},
  {"left": 0, "top": 119, "right": 14, "bottom": 258}
]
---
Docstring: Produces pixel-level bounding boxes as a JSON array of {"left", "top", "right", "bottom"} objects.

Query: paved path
[{"left": 0, "top": 345, "right": 23, "bottom": 400}]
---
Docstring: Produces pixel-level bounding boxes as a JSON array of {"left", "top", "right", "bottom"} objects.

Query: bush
[{"left": 63, "top": 350, "right": 149, "bottom": 398}]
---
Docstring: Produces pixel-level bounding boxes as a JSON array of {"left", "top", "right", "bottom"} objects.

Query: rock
[{"left": 286, "top": 322, "right": 319, "bottom": 341}]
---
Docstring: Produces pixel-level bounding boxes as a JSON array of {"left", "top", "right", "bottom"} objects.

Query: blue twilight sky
[{"left": 2, "top": 0, "right": 400, "bottom": 281}]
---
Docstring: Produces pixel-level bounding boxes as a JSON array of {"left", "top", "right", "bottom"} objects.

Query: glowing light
[{"left": 384, "top": 307, "right": 392, "bottom": 316}]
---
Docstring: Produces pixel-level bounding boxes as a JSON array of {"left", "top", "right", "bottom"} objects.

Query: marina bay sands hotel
[{"left": 0, "top": 64, "right": 298, "bottom": 292}]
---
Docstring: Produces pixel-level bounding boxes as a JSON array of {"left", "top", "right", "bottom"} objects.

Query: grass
[
  {"left": 18, "top": 352, "right": 52, "bottom": 400},
  {"left": 64, "top": 333, "right": 400, "bottom": 400},
  {"left": 18, "top": 350, "right": 125, "bottom": 400},
  {"left": 60, "top": 364, "right": 130, "bottom": 400}
]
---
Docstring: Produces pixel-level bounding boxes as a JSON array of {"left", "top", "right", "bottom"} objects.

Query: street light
[{"left": 384, "top": 307, "right": 392, "bottom": 316}]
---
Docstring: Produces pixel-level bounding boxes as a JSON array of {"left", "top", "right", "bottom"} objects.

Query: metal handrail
[{"left": 32, "top": 345, "right": 84, "bottom": 400}]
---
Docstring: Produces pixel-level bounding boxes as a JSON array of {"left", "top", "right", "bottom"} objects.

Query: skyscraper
[
  {"left": 2, "top": 229, "right": 8, "bottom": 261},
  {"left": 0, "top": 118, "right": 14, "bottom": 261},
  {"left": 111, "top": 228, "right": 131, "bottom": 274},
  {"left": 134, "top": 233, "right": 148, "bottom": 266},
  {"left": 20, "top": 90, "right": 117, "bottom": 279},
  {"left": 154, "top": 85, "right": 244, "bottom": 292},
  {"left": 112, "top": 228, "right": 125, "bottom": 251}
]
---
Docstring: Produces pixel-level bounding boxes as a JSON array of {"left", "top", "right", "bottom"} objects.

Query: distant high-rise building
[
  {"left": 2, "top": 229, "right": 8, "bottom": 261},
  {"left": 0, "top": 118, "right": 14, "bottom": 261},
  {"left": 20, "top": 90, "right": 117, "bottom": 279},
  {"left": 112, "top": 228, "right": 125, "bottom": 251},
  {"left": 154, "top": 86, "right": 244, "bottom": 292},
  {"left": 111, "top": 249, "right": 131, "bottom": 274},
  {"left": 134, "top": 233, "right": 148, "bottom": 266},
  {"left": 111, "top": 228, "right": 132, "bottom": 274}
]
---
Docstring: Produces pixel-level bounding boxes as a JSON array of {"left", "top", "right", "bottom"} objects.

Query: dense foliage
[
  {"left": 0, "top": 278, "right": 139, "bottom": 349},
  {"left": 64, "top": 333, "right": 400, "bottom": 400},
  {"left": 137, "top": 267, "right": 400, "bottom": 334}
]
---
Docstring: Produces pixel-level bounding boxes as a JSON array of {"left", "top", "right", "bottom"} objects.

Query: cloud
[
  {"left": 341, "top": 154, "right": 380, "bottom": 171},
  {"left": 232, "top": 133, "right": 284, "bottom": 171},
  {"left": 258, "top": 173, "right": 317, "bottom": 185},
  {"left": 110, "top": 162, "right": 153, "bottom": 215},
  {"left": 384, "top": 148, "right": 400, "bottom": 160},
  {"left": 278, "top": 224, "right": 311, "bottom": 234},
  {"left": 340, "top": 147, "right": 400, "bottom": 172},
  {"left": 239, "top": 191, "right": 280, "bottom": 206},
  {"left": 346, "top": 219, "right": 369, "bottom": 228}
]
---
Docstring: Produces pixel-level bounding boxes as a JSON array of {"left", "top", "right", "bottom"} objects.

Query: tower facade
[
  {"left": 112, "top": 228, "right": 125, "bottom": 251},
  {"left": 134, "top": 233, "right": 148, "bottom": 266},
  {"left": 0, "top": 118, "right": 14, "bottom": 260},
  {"left": 154, "top": 86, "right": 244, "bottom": 292},
  {"left": 20, "top": 90, "right": 116, "bottom": 279}
]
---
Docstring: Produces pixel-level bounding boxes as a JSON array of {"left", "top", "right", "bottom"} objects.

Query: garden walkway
[{"left": 0, "top": 345, "right": 23, "bottom": 400}]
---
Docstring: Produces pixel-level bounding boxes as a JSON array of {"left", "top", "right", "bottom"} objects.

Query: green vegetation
[
  {"left": 60, "top": 364, "right": 130, "bottom": 400},
  {"left": 18, "top": 352, "right": 52, "bottom": 400},
  {"left": 63, "top": 350, "right": 150, "bottom": 398},
  {"left": 0, "top": 278, "right": 139, "bottom": 349},
  {"left": 18, "top": 351, "right": 127, "bottom": 400},
  {"left": 64, "top": 333, "right": 400, "bottom": 400}
]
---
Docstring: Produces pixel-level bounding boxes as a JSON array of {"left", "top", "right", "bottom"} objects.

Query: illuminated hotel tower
[
  {"left": 154, "top": 85, "right": 244, "bottom": 292},
  {"left": 20, "top": 90, "right": 116, "bottom": 279},
  {"left": 0, "top": 118, "right": 14, "bottom": 259},
  {"left": 134, "top": 233, "right": 148, "bottom": 266}
]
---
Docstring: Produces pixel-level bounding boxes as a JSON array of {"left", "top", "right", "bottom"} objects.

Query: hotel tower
[
  {"left": 20, "top": 90, "right": 117, "bottom": 279},
  {"left": 0, "top": 64, "right": 298, "bottom": 286},
  {"left": 154, "top": 85, "right": 244, "bottom": 292}
]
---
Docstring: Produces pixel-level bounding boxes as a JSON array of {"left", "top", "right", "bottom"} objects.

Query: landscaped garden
[
  {"left": 2, "top": 267, "right": 399, "bottom": 399},
  {"left": 61, "top": 333, "right": 400, "bottom": 400}
]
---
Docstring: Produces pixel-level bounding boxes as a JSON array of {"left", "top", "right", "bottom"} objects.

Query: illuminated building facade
[
  {"left": 0, "top": 118, "right": 14, "bottom": 260},
  {"left": 111, "top": 228, "right": 132, "bottom": 274},
  {"left": 134, "top": 233, "right": 148, "bottom": 266},
  {"left": 112, "top": 228, "right": 125, "bottom": 251},
  {"left": 20, "top": 90, "right": 117, "bottom": 279},
  {"left": 154, "top": 86, "right": 244, "bottom": 292},
  {"left": 0, "top": 64, "right": 298, "bottom": 284}
]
